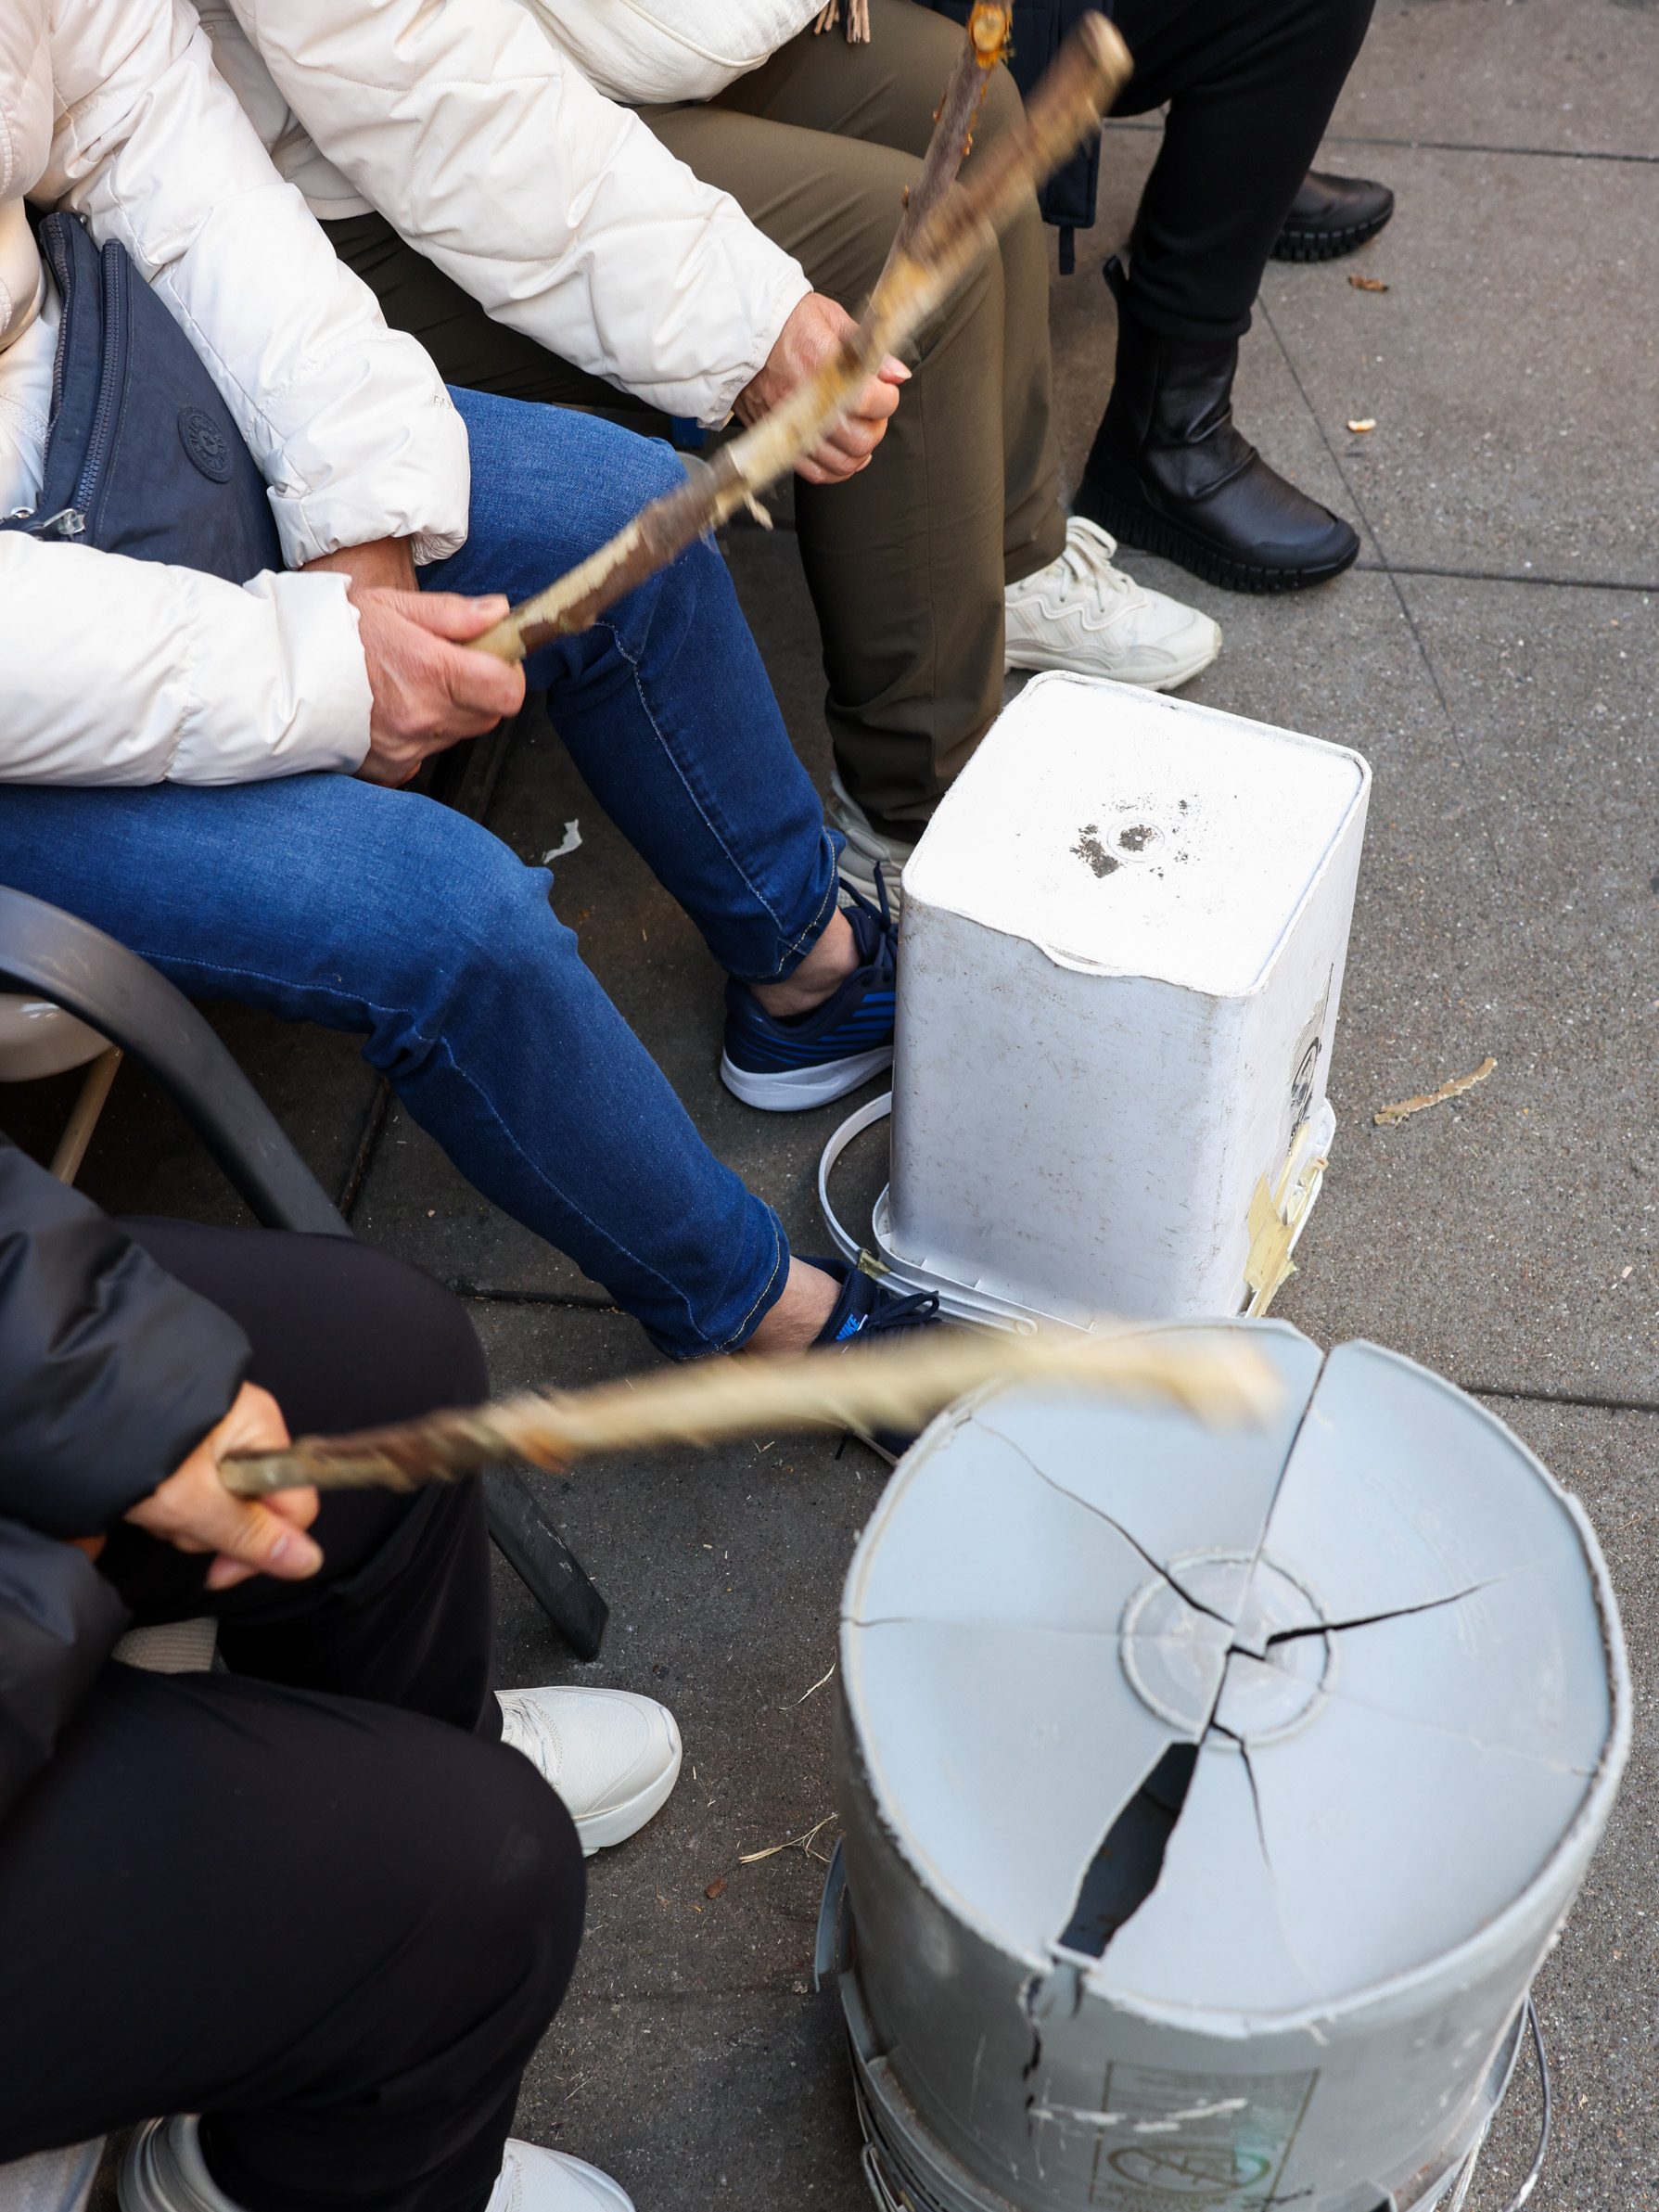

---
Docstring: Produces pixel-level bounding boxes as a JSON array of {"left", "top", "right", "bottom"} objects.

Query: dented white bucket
[
  {"left": 883, "top": 673, "right": 1370, "bottom": 1325},
  {"left": 825, "top": 1323, "right": 1628, "bottom": 2212}
]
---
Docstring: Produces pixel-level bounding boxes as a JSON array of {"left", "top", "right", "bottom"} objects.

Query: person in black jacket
[{"left": 0, "top": 1143, "right": 646, "bottom": 2212}]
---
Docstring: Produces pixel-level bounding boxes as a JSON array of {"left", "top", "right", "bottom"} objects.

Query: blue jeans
[{"left": 0, "top": 390, "right": 839, "bottom": 1356}]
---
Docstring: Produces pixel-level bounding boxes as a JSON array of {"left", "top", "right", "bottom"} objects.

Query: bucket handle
[{"left": 1448, "top": 1997, "right": 1551, "bottom": 2212}]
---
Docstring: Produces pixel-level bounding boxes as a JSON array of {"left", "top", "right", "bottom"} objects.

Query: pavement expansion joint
[{"left": 1356, "top": 560, "right": 1659, "bottom": 595}]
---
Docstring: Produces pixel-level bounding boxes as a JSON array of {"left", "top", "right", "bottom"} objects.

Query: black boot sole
[
  {"left": 1075, "top": 479, "right": 1361, "bottom": 595},
  {"left": 1270, "top": 206, "right": 1394, "bottom": 263}
]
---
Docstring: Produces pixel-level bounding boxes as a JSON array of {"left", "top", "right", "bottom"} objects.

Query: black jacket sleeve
[
  {"left": 0, "top": 1519, "right": 130, "bottom": 1822},
  {"left": 0, "top": 1140, "right": 251, "bottom": 1536}
]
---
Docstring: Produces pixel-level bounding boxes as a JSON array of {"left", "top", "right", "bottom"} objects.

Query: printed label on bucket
[{"left": 1086, "top": 2064, "right": 1317, "bottom": 2208}]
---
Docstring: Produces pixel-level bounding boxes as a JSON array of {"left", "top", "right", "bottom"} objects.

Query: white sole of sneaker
[
  {"left": 120, "top": 2120, "right": 223, "bottom": 2212},
  {"left": 574, "top": 1720, "right": 684, "bottom": 1856},
  {"left": 1002, "top": 631, "right": 1221, "bottom": 691},
  {"left": 719, "top": 1044, "right": 894, "bottom": 1114}
]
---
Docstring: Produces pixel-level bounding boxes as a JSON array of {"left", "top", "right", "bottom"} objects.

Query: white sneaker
[
  {"left": 828, "top": 770, "right": 914, "bottom": 914},
  {"left": 1003, "top": 516, "right": 1220, "bottom": 689},
  {"left": 121, "top": 2119, "right": 633, "bottom": 2212},
  {"left": 498, "top": 1685, "right": 682, "bottom": 1854},
  {"left": 487, "top": 2139, "right": 635, "bottom": 2211}
]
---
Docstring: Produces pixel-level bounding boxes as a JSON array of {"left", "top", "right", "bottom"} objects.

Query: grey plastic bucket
[{"left": 826, "top": 1323, "right": 1628, "bottom": 2212}]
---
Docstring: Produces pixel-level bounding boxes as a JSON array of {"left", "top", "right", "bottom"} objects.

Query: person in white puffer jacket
[
  {"left": 192, "top": 0, "right": 1221, "bottom": 907},
  {"left": 0, "top": 0, "right": 476, "bottom": 783}
]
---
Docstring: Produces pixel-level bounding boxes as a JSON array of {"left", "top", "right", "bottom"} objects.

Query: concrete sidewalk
[{"left": 34, "top": 0, "right": 1656, "bottom": 2203}]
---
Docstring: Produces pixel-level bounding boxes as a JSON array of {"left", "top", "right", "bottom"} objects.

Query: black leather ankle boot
[{"left": 1076, "top": 261, "right": 1360, "bottom": 594}]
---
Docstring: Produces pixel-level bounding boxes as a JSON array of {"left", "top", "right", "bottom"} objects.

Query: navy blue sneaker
[
  {"left": 721, "top": 882, "right": 898, "bottom": 1112},
  {"left": 804, "top": 1253, "right": 943, "bottom": 1464}
]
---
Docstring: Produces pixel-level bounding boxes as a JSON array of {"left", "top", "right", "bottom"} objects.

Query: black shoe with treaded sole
[{"left": 1272, "top": 170, "right": 1396, "bottom": 263}]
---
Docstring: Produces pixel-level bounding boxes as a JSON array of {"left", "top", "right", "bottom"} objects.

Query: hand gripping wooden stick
[
  {"left": 221, "top": 1324, "right": 1279, "bottom": 1498},
  {"left": 472, "top": 11, "right": 1130, "bottom": 665}
]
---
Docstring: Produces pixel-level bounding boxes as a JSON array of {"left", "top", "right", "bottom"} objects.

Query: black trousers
[
  {"left": 1108, "top": 0, "right": 1378, "bottom": 344},
  {"left": 0, "top": 1228, "right": 585, "bottom": 2212}
]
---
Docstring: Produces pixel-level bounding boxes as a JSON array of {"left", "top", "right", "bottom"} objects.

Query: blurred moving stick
[
  {"left": 222, "top": 1324, "right": 1279, "bottom": 1498},
  {"left": 473, "top": 10, "right": 1130, "bottom": 665}
]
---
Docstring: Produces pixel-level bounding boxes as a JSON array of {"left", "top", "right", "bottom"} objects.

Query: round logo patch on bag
[{"left": 178, "top": 406, "right": 234, "bottom": 483}]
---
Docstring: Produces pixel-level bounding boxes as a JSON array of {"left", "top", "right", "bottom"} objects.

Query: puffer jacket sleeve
[
  {"left": 0, "top": 1521, "right": 128, "bottom": 1826},
  {"left": 0, "top": 1140, "right": 251, "bottom": 1537},
  {"left": 0, "top": 1139, "right": 250, "bottom": 1825},
  {"left": 0, "top": 535, "right": 372, "bottom": 783},
  {"left": 40, "top": 0, "right": 469, "bottom": 566},
  {"left": 221, "top": 0, "right": 813, "bottom": 428}
]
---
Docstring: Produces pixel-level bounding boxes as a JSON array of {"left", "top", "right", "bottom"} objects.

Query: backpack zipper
[
  {"left": 70, "top": 239, "right": 127, "bottom": 527},
  {"left": 43, "top": 224, "right": 72, "bottom": 424},
  {"left": 13, "top": 506, "right": 87, "bottom": 539}
]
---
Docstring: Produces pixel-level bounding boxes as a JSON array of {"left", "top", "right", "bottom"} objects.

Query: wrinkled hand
[
  {"left": 735, "top": 294, "right": 909, "bottom": 487},
  {"left": 125, "top": 1382, "right": 322, "bottom": 1592},
  {"left": 305, "top": 538, "right": 526, "bottom": 787}
]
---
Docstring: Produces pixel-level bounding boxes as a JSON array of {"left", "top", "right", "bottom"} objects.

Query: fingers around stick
[
  {"left": 441, "top": 640, "right": 525, "bottom": 723},
  {"left": 202, "top": 1497, "right": 324, "bottom": 1590},
  {"left": 400, "top": 592, "right": 514, "bottom": 641}
]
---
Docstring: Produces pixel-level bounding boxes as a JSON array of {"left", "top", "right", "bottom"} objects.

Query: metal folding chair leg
[{"left": 483, "top": 1472, "right": 609, "bottom": 1661}]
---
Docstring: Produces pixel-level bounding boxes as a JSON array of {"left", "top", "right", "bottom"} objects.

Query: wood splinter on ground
[
  {"left": 1373, "top": 1056, "right": 1498, "bottom": 1126},
  {"left": 739, "top": 1814, "right": 836, "bottom": 1866}
]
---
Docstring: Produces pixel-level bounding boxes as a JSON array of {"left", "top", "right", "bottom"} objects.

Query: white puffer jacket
[
  {"left": 526, "top": 0, "right": 821, "bottom": 104},
  {"left": 0, "top": 0, "right": 469, "bottom": 786},
  {"left": 196, "top": 0, "right": 813, "bottom": 427}
]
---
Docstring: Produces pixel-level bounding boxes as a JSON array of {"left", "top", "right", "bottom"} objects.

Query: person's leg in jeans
[
  {"left": 0, "top": 1227, "right": 581, "bottom": 2212},
  {"left": 1076, "top": 0, "right": 1377, "bottom": 590},
  {"left": 0, "top": 775, "right": 798, "bottom": 1355},
  {"left": 0, "top": 396, "right": 893, "bottom": 1353},
  {"left": 426, "top": 390, "right": 843, "bottom": 983}
]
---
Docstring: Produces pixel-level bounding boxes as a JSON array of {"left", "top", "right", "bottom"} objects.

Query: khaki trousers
[{"left": 326, "top": 0, "right": 1065, "bottom": 834}]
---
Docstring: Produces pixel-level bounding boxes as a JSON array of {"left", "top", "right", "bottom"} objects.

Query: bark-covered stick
[
  {"left": 472, "top": 11, "right": 1130, "bottom": 664},
  {"left": 221, "top": 1322, "right": 1278, "bottom": 1498},
  {"left": 879, "top": 3, "right": 1014, "bottom": 285}
]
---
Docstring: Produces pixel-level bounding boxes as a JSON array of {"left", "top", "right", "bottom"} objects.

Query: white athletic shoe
[
  {"left": 1003, "top": 516, "right": 1221, "bottom": 689},
  {"left": 498, "top": 1685, "right": 682, "bottom": 1855},
  {"left": 486, "top": 2139, "right": 635, "bottom": 2211},
  {"left": 828, "top": 770, "right": 914, "bottom": 914},
  {"left": 120, "top": 2119, "right": 633, "bottom": 2212}
]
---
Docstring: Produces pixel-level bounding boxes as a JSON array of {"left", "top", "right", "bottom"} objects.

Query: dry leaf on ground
[
  {"left": 1349, "top": 275, "right": 1389, "bottom": 293},
  {"left": 1346, "top": 417, "right": 1377, "bottom": 433}
]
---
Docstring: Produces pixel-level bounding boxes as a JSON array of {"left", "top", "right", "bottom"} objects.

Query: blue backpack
[
  {"left": 914, "top": 0, "right": 1106, "bottom": 273},
  {"left": 1, "top": 211, "right": 283, "bottom": 582}
]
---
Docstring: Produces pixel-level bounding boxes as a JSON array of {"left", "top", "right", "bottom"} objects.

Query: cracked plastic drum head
[{"left": 839, "top": 1322, "right": 1627, "bottom": 2025}]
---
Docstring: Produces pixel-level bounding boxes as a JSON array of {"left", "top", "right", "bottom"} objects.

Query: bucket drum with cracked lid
[{"left": 824, "top": 1320, "right": 1628, "bottom": 2212}]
